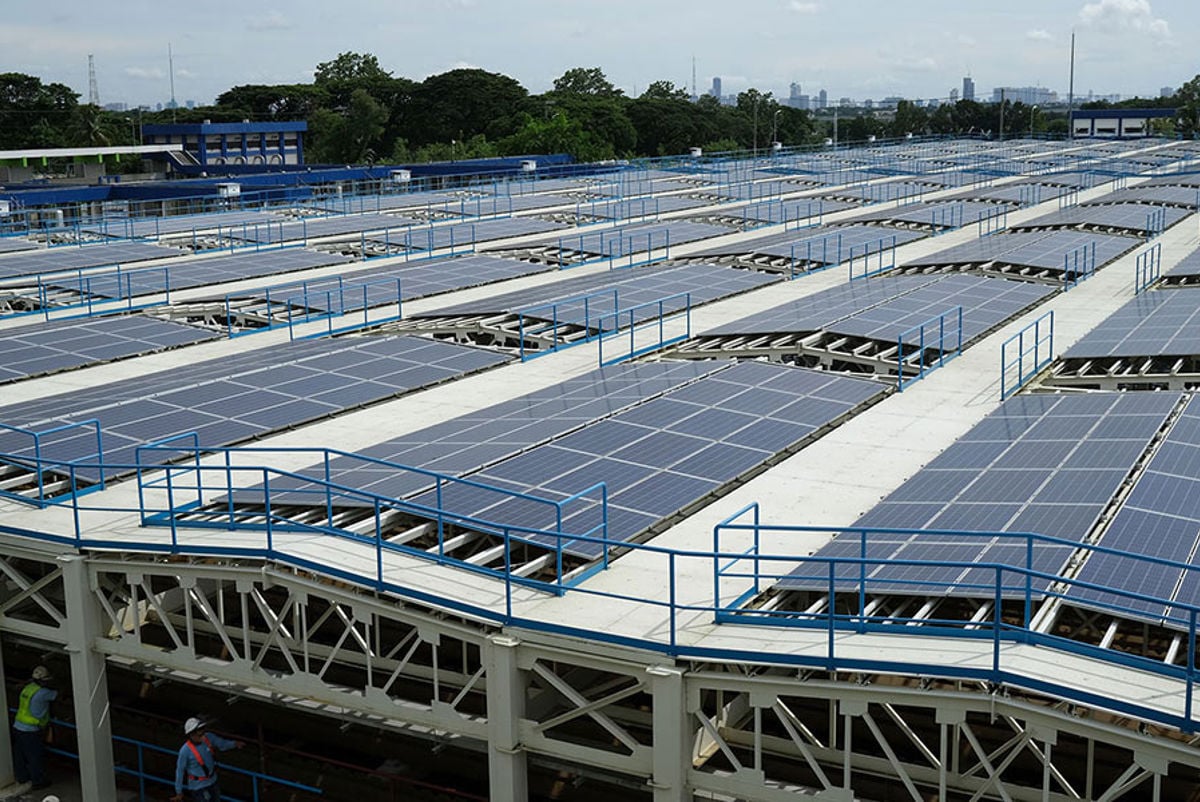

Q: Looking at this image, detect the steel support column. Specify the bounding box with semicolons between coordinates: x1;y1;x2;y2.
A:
647;665;689;802
0;638;13;787
60;556;116;802
486;635;528;802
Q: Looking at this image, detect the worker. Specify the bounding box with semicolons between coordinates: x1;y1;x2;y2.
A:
12;665;57;790
171;716;245;802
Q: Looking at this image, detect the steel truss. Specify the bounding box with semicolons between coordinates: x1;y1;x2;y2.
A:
4;539;1200;801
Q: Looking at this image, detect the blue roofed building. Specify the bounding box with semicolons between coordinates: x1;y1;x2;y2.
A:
141;120;307;169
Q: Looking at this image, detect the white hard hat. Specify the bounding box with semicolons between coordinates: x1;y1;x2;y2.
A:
184;717;205;735
31;666;51;682
41;796;60;802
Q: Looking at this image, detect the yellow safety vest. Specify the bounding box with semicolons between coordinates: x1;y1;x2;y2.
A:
14;682;48;728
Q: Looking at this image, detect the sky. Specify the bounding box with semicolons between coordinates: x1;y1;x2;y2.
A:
3;0;1197;107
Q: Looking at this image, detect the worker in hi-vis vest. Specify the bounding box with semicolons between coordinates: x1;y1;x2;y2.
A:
171;716;245;802
12;665;57;790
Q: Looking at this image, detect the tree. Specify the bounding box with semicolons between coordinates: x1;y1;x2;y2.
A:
640;81;688;101
553;67;622;97
404;69;531;146
314;52;391;85
0;73;79;149
890;100;929;138
216;84;330;119
1176;74;1200;139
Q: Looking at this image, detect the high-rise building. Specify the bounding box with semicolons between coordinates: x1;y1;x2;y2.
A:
797;94;811;111
962;76;975;102
710;77;722;99
1162;86;1175;98
789;82;802;103
949;88;959;103
818;89;828;109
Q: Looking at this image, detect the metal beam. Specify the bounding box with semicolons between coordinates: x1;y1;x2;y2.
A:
486;635;528;802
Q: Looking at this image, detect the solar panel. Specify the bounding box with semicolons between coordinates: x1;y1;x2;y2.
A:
702;274;1052;344
416;262;779;324
0;335;510;480
391;361;886;557
224;253;552;315
50;248;355;298
0;238;38;254
0;242;185;281
842;200;999;229
777;391;1176;596
394;217;569;252
1012;203;1192;235
232;213;423;244
1164;244;1200;279
1084;186;1199;209
1064;291;1200;359
0;316;219;384
83;210;282;239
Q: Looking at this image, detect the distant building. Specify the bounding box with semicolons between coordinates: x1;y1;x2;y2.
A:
863;99;875;109
1161;86;1175;98
839;97;853;108
1071;107;1174;138
102;102;127;112
949;88;959;103
817;89;828;109
962;76;975;102
710;77;722;99
928;98;941;108
992;86;1057;105
186;100;196;110
141;120;307;168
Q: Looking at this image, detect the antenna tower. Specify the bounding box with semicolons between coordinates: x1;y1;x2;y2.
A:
87;55;100;106
692;56;697;100
168;43;178;120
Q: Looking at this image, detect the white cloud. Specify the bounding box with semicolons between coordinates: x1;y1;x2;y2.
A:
789;1;820;13
1079;0;1170;38
124;66;165;80
1026;29;1053;41
176;68;198;79
246;11;292;32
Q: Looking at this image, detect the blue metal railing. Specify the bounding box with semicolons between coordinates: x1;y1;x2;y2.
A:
1062;241;1097;290
1000;310;1054;400
1135;243;1163;294
789;232;843;278
131;443;611;593
977;204;1009;237
0;419;106;506
8;459;1200;732
284;278;404;341
596;292;692;367
895;306;964;391
45;717;323;802
516;289;619;361
1145;206;1167;240
847;235;898;281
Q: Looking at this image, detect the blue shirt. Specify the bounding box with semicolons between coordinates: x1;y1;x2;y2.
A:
13;685;57;733
174;732;236;793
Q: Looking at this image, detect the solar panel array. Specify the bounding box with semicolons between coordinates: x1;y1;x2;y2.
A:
1013;203;1193;234
51;248;355;298
418;262;779;325
944;183;1073;205
901;230;1135;272
687;224;926;262
844;200;1001;228
1083;186;1200;208
520;220;732;257
702;274;1052;344
1164;244;1200;278
0;242;185;281
0;238;38;254
406;361;885;556
0;315;220;384
254;360;728;504
777;392;1177;596
1069;394;1200;623
1064;291;1200;359
85;210;282;239
233;213;423;244
0;335;510;481
225;253;553;314
393;217;569;251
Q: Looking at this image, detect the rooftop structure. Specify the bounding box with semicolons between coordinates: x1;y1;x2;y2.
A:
2;136;1200;801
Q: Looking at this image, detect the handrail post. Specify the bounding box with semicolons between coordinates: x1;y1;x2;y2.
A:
669;552;678;653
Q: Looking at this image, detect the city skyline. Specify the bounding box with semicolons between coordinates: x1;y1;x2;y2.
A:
3;0;1196;108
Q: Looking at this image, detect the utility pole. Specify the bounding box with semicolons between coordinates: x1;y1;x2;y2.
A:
1068;31;1076;141
168;43;177;122
998;88;1005;141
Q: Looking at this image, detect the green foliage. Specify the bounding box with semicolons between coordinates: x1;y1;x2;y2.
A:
0;72;80;149
1176;75;1200;139
314;52;391;85
553;67;622;97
